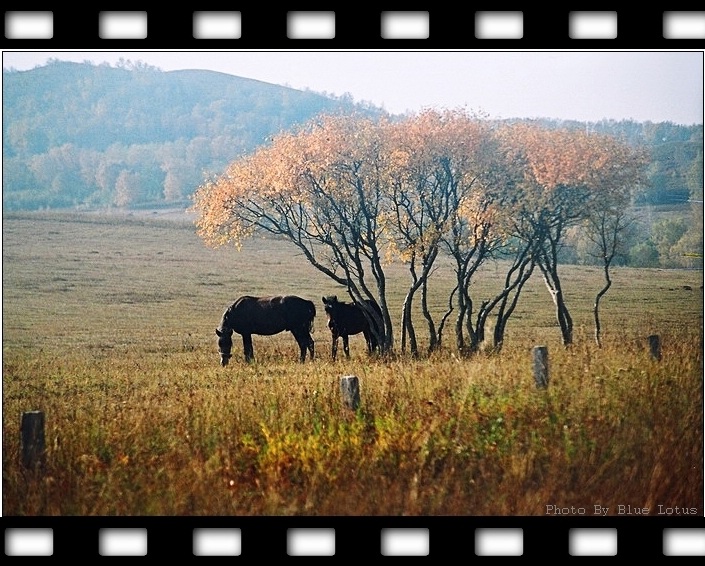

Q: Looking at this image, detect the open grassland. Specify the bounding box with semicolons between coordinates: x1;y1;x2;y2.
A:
2;211;703;516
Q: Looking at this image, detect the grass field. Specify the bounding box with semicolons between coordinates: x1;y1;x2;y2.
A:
2;210;703;516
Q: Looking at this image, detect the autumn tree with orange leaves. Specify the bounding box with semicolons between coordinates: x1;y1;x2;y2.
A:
496;123;648;346
382;110;502;356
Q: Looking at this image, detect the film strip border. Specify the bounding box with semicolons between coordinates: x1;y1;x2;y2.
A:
2;9;704;562
2;10;705;47
4;517;705;558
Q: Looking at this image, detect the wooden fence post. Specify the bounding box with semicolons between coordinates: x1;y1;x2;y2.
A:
533;346;549;389
648;334;662;361
21;410;46;471
340;375;361;411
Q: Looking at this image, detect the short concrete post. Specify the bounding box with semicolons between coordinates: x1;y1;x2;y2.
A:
648;334;662;361
533;346;549;389
21;410;46;471
340;375;360;411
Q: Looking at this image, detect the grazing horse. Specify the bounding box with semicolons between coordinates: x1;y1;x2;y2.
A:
215;295;316;365
321;295;382;360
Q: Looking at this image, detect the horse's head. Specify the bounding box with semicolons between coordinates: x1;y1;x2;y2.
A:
322;295;344;335
322;295;339;316
215;327;234;366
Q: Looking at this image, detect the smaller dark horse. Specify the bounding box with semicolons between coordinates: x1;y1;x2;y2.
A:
322;295;382;361
216;295;316;365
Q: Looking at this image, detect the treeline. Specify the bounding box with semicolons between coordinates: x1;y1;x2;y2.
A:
2;59;380;210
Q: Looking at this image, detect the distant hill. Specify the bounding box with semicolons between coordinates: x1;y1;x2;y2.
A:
2;59;383;210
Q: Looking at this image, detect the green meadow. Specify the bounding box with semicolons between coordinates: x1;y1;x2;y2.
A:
2;211;703;516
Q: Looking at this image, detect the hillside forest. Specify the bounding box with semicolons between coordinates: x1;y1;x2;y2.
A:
2;59;703;270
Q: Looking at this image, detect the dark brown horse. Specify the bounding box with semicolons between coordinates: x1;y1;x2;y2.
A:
321;295;382;360
216;295;316;365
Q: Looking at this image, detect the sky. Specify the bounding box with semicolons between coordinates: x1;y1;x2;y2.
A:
2;50;704;126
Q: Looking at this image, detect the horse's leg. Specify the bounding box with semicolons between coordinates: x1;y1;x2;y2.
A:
298;338;306;363
242;334;254;362
292;330;312;363
307;334;315;360
293;332;307;363
343;335;350;359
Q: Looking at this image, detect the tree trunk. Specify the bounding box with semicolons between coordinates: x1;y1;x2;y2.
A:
556;293;573;346
436;285;456;352
492;260;534;351
465;249;534;353
401;290;418;357
421;279;439;354
593;259;613;348
540;262;573;346
593;281;611;348
454;277;468;353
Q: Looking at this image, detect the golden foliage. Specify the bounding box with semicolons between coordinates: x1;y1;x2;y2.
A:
191;110;647;264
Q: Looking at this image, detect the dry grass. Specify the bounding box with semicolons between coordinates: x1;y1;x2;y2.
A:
2;211;703;516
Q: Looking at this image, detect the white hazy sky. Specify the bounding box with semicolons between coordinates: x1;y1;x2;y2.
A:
2;50;704;125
